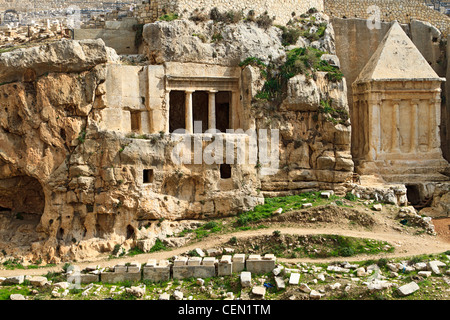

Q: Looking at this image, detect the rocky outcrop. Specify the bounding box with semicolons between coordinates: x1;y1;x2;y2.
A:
0;39;119;84
143;19;286;66
0;12;353;264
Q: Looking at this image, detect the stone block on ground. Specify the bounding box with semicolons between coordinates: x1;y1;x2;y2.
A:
397;282;420;296
187;257;202;266
143;261;171;282
252;286;266;297
246;254;276;274
232;254;246;273
159;292;170;300
289;272;300;285
4;275;24;285
101;271;141;284
240;272;252;287
275;276;285;289
29;276;49;287
218;255;233;276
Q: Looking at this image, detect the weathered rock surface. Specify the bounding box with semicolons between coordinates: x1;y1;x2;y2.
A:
0;39;119;84
397;282;420;296
0;12;353;264
143;19;285;66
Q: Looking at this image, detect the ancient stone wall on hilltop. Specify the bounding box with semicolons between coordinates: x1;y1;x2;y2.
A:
0;0;140;11
324;0;450;36
136;0;324;25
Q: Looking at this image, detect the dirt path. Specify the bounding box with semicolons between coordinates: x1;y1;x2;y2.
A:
1;224;449;277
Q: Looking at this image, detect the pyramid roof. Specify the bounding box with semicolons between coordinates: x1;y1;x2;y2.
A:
355;21;444;83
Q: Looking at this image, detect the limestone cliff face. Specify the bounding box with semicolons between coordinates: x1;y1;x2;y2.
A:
0;14;352;264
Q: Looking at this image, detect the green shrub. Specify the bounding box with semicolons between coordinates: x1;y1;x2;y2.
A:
62;263;72;273
158;13;179;21
204;221;219;230
239;56;267;69
112;244;122;256
339;247;355;257
77;130;86;144
128;246;144;256
150;239;167;252
279;26;302;46
345;192;358;201
377;258;388;268
211;32;223;42
189;11;209;22
255;13;274;29
209;8;243;23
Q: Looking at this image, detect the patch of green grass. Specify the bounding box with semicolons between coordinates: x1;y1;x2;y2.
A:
2;259;25;270
0;286;31;300
77;130;87;144
345;192;358;201
150;239;168;253
235;192;323;226
293;234;394;259
178;220;223;239
158;13;179;21
127;246;145;256
45;271;66;283
318;99;349;124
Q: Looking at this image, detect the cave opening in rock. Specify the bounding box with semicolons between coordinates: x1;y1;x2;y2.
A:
0;175;45;214
406;184;421;206
126;224;135;239
0;175;45;248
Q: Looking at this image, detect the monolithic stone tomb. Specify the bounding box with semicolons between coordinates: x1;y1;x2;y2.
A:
352;22;449;183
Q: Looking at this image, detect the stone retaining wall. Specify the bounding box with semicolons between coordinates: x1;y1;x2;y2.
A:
69;253;277;284
136;0;324;25
324;0;450;36
0;0;139;11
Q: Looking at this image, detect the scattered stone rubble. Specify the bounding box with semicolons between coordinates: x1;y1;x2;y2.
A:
2;252;450;300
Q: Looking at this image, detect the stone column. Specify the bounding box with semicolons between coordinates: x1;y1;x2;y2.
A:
185;90;194;133
208;90;218;131
429;97;440;151
368;101;380;160
165;90;170;133
410;100;419;153
391;100;400;153
230;91;238;131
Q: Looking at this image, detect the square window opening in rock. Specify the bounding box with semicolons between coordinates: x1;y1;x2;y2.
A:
143;169;154;184
220;164;232;179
